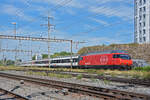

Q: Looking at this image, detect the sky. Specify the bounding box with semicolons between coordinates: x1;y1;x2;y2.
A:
0;0;134;60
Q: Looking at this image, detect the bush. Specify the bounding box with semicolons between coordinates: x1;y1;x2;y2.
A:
133;66;150;72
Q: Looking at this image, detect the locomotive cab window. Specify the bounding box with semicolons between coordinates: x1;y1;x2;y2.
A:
79;57;83;60
113;54;119;58
113;54;131;60
120;55;131;60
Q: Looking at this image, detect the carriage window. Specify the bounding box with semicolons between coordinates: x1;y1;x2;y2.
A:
67;59;70;63
41;61;49;64
51;60;54;63
54;60;56;63
73;58;78;62
35;61;42;64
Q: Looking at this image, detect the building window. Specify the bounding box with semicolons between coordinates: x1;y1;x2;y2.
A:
139;30;142;35
135;32;138;37
143;6;146;12
140;38;142;42
139;23;142;27
135;2;137;8
139;0;142;5
139;15;142;20
143;0;146;4
143;29;146;34
135;38;138;43
143;21;146;27
139;8;142;14
143;37;146;42
143;14;146;19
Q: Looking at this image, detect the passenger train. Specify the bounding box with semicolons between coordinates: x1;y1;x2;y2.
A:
18;50;133;69
19;56;79;68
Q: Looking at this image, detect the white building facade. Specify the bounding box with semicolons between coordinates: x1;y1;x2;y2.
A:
134;0;150;43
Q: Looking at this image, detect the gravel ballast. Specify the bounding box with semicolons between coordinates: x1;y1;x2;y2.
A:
0;70;150;98
0;76;100;100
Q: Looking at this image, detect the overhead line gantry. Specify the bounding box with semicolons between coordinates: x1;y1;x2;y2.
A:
0;35;86;68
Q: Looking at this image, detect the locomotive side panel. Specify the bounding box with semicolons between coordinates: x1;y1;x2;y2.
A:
79;53;133;69
79;54;113;66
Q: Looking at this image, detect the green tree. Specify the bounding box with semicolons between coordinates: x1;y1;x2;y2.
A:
6;60;15;65
42;54;48;59
32;55;36;60
32;51;73;60
0;60;3;66
51;51;71;58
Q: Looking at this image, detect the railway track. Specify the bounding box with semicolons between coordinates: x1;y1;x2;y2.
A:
0;72;149;100
60;71;150;87
11;69;150;87
45;70;150;87
0;88;29;100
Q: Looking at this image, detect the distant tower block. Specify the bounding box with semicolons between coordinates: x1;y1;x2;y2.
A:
134;0;150;43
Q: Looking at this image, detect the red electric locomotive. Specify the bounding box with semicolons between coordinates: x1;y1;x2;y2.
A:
78;50;133;69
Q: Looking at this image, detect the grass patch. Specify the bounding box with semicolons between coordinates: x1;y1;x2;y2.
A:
103;80;110;85
1;66;150;80
26;71;72;79
26;71;47;76
133;66;150;72
76;74;83;80
48;73;72;78
142;72;150;79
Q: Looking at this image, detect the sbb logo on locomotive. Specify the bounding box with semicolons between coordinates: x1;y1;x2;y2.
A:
100;56;108;65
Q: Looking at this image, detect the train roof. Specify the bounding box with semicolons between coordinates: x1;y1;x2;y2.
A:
81;50;128;56
51;55;79;60
24;55;79;62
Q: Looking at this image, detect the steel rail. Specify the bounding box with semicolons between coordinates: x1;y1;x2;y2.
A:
0;72;149;100
10;69;150;87
0;88;29;100
0;73;115;100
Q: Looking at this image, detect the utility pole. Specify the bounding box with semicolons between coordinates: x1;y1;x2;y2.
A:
12;22;17;66
41;14;54;68
70;40;73;69
12;22;16;37
15;46;17;66
0;41;2;65
2;52;5;66
18;39;22;65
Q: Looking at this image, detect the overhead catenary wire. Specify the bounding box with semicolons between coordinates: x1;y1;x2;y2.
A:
69;20;127;40
55;2;131;43
16;0;74;36
1;0;75;62
0;1;129;63
60;3;121;30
